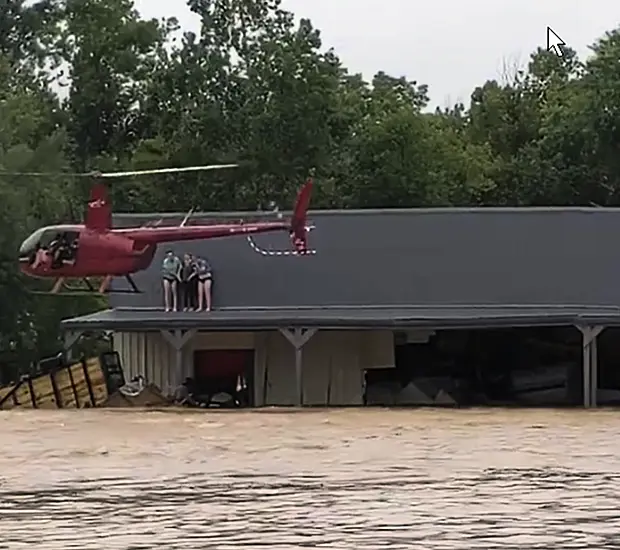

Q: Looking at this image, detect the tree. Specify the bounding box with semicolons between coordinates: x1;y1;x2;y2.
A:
58;0;175;165
0;50;102;376
137;0;350;211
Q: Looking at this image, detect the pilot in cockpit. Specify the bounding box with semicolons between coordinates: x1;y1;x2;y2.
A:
31;233;67;270
51;233;76;268
30;233;58;270
50;233;65;268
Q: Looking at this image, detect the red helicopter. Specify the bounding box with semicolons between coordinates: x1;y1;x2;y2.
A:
17;164;314;294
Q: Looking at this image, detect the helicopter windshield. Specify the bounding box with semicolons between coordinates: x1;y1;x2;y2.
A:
18;228;61;260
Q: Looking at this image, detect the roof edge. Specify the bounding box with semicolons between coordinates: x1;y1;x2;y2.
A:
112;206;620;220
106;304;620;313
60;311;620;332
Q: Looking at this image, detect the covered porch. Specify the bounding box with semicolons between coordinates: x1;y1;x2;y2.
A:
60;304;620;408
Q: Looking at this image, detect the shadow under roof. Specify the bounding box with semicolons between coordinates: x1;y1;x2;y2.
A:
60;304;620;332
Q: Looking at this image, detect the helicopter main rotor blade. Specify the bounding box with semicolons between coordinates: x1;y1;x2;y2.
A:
0;171;94;177
0;164;239;178
99;164;239;178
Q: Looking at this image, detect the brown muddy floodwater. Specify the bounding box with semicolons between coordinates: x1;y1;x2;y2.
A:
1;409;620;549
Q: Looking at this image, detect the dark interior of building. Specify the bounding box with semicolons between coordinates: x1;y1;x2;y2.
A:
192;349;254;407
364;327;620;407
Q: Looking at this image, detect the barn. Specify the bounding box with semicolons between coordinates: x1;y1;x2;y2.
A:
61;207;620;407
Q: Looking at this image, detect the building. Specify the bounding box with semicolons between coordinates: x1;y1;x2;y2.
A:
61;207;620;407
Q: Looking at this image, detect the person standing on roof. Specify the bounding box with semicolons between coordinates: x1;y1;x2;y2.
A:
190;253;200;309
180;253;198;311
195;255;213;311
162;250;182;312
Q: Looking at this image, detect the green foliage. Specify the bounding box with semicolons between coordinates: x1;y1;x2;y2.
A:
2;0;620;374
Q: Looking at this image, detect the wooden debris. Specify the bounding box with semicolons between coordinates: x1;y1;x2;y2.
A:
0;352;125;410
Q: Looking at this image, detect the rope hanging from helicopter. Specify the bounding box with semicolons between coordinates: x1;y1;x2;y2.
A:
241;195;318;256
245;225;317;257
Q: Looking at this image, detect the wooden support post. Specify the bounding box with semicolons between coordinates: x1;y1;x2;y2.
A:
81;359;96;407
591;332;599;408
161;329;196;388
280;328;317;407
67;364;80;407
576;325;605;408
63;330;83;362
50;371;62;408
0;380;23;409
26;376;37;408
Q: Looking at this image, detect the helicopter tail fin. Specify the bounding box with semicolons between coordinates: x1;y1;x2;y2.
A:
85;182;112;231
289;178;313;253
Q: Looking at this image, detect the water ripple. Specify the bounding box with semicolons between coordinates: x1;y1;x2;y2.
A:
0;409;619;549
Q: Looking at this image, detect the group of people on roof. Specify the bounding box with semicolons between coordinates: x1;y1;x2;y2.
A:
161;251;212;312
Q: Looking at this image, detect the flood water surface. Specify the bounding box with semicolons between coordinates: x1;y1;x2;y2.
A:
1;408;619;549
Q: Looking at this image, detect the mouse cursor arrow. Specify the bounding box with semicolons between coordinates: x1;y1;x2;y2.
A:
547;26;565;56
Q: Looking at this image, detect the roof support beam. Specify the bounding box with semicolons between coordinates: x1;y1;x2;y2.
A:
576;325;605;408
160;329;196;350
161;329;196;388
280;328;317;407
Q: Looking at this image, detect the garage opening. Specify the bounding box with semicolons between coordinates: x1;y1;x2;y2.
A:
193;349;254;407
364;327;620;407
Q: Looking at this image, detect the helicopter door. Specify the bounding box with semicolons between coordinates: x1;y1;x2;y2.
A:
55;231;79;266
43;230;79;269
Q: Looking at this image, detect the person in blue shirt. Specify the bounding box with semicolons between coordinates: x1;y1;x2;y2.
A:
195;256;213;311
161;250;182;311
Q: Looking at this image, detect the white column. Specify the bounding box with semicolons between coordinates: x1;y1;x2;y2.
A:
577;325;604;408
280;328;318;406
161;329;196;387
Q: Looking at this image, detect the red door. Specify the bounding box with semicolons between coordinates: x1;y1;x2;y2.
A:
193;349;252;380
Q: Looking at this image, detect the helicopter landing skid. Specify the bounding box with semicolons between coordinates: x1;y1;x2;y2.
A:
31;275;142;296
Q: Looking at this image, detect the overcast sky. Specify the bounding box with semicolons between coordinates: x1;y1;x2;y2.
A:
133;0;620;108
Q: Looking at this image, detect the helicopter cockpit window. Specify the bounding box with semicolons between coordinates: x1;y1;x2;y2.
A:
40;230;61;248
19;228;79;267
49;231;79;268
18;227;48;260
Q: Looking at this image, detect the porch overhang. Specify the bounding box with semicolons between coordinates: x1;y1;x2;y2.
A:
60;304;620;332
60;304;620;409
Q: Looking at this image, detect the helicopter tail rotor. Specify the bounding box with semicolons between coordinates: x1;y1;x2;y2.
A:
289;177;313;253
246;178;316;257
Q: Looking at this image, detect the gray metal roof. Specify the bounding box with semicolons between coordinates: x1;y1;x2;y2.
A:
109;208;620;311
61;304;620;332
113;206;620;222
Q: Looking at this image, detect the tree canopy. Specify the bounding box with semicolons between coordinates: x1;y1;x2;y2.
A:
2;0;620;375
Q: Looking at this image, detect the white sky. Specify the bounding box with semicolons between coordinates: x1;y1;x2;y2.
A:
135;0;619;109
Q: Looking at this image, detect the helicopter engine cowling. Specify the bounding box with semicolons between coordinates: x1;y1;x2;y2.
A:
81;230;137;259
